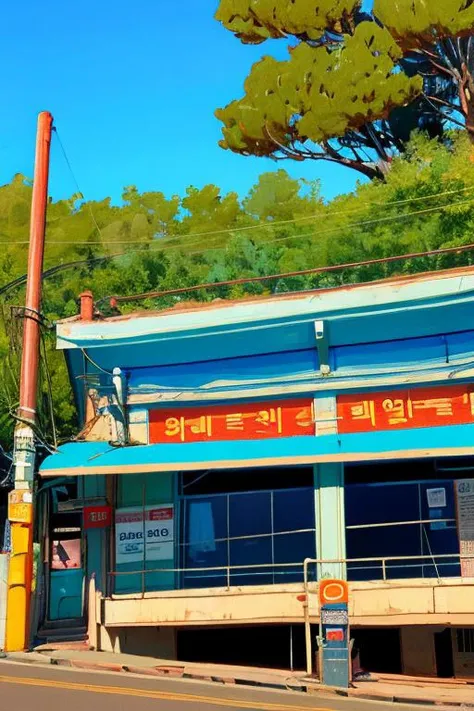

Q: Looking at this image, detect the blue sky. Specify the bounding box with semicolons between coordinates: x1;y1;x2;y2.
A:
0;1;361;204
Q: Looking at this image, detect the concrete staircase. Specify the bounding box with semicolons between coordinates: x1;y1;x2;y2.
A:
34;619;90;651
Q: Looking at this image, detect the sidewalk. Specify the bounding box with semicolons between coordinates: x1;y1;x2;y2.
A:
3;648;474;708
318;673;474;707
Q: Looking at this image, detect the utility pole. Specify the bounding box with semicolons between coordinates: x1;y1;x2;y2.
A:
5;111;53;651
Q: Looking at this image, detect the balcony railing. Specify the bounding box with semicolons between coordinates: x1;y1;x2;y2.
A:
107;551;465;599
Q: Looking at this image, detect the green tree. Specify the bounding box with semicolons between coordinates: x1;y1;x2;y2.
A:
375;0;474;137
215;0;474;178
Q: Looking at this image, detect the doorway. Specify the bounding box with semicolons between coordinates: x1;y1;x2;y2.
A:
435;628;454;678
48;510;84;621
352;628;402;674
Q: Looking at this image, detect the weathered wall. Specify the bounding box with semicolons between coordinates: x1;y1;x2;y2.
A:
401;626;437;676
103;579;474;628
99;624;176;659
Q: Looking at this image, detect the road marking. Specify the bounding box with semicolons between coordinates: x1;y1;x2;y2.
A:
0;674;331;711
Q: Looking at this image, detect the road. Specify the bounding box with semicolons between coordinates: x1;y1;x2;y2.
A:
0;660;430;711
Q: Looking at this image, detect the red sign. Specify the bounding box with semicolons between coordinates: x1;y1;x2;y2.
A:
326;629;344;642
84;505;112;529
337;385;474;434
149;507;173;521
149;399;314;444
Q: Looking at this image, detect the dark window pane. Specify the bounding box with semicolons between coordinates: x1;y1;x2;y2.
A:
230;538;272;567
273;489;314;533
230;538;272;586
229;492;271;537
273;531;315;584
347;523;421;559
274;531;315;565
345;483;419;526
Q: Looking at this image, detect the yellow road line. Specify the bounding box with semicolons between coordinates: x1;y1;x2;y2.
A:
0;674;330;711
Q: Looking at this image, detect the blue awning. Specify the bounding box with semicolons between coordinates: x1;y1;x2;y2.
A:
39;424;474;477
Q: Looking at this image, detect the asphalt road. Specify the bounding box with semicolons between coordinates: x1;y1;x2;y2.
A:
0;660;432;711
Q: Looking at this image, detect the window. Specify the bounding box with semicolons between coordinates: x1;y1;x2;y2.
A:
345;477;460;582
457;629;474;654
181;486;316;589
114;472;175;594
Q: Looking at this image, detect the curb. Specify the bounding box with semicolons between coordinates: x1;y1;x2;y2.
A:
309;684;474;708
2;653;470;707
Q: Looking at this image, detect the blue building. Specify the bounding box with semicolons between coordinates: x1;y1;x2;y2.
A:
38;266;474;677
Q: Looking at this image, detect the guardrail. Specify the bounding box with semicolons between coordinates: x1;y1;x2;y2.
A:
107;551;463;597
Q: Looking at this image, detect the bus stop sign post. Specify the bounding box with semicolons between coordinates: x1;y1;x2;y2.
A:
318;579;350;688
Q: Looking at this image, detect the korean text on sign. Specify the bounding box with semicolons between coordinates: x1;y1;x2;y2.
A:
337;386;474;434
149;399;315;444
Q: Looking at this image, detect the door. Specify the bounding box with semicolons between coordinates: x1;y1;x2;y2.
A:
49;511;85;621
435;628;454;678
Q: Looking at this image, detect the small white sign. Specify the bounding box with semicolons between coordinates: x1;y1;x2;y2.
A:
115;505;174;565
427;487;446;509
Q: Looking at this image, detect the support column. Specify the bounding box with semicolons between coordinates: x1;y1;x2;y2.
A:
314;462;346;580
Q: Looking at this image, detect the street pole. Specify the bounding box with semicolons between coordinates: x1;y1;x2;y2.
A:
5;111;53;652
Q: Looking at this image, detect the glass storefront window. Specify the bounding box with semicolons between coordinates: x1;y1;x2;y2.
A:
345;479;460;581
181;487;316;590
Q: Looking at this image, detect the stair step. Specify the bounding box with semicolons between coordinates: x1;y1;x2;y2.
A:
37;626;86;639
44;633;87;644
35;640;91;652
41;619;85;631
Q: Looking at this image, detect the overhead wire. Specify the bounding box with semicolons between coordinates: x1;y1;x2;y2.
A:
185;196;474;255
40;331;58;449
1;181;474;247
47;181;474;243
104;240;474;305
14;194;473;255
52;127;103;238
2;190;467;305
4;121;474;309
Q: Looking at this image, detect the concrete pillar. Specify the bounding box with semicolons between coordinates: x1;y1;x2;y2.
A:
314;462;346;580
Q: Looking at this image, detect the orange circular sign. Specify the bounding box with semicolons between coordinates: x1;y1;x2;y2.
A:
319;579;349;605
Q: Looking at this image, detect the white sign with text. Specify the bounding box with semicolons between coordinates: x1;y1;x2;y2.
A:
115;505;174;565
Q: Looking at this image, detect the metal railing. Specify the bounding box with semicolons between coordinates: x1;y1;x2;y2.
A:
108;560;308;598
107;551;464;599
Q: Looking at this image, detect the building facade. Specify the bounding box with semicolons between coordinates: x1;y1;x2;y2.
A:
38;267;474;677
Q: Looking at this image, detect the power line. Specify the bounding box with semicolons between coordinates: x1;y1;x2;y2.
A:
46;181;474;245
188;196;474;255
104;241;474;306
2;182;474;250
2;195;473;300
5;194;470;252
0;254;116;298
52;127;103;238
2;205;472;308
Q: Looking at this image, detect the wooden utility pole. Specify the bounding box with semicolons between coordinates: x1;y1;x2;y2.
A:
5;111;53;651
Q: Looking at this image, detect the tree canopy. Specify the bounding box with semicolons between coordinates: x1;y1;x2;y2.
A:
215;0;474;178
